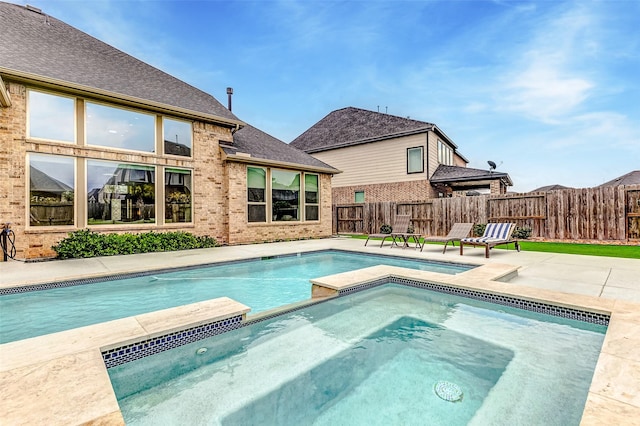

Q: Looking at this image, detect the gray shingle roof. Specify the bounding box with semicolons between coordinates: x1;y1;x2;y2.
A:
290;107;436;152
430;164;513;186
225;124;340;173
598;170;640;187
529;184;573;192
0;2;238;124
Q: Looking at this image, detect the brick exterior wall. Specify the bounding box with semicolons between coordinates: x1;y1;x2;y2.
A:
227;164;333;244
0;81;332;259
332;180;437;204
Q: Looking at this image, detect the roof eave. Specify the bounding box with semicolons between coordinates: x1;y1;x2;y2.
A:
432;172;512;186
0;67;244;129
222;151;342;175
0;76;11;107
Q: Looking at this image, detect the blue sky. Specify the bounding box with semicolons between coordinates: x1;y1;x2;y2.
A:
10;0;639;192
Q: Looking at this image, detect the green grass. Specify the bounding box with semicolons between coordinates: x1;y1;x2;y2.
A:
350;234;640;259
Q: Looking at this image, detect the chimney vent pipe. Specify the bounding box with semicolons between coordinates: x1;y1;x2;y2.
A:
226;87;233;111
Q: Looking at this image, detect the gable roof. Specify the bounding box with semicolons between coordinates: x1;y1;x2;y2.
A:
0;2;241;127
529;184;573;192
223;124;340;174
291;107;439;152
598;170;640;187
430;164;513;186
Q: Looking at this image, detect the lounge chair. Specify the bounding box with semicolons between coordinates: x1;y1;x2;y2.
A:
364;216;406;247
421;222;473;254
390;214;422;249
459;222;520;258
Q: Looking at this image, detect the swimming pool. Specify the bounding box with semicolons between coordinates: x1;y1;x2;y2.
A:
108;283;607;425
0;250;471;343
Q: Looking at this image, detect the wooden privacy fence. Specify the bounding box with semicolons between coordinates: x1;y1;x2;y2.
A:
333;185;640;242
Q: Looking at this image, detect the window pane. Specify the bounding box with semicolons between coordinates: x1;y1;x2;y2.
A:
248;205;266;223
355;191;365;203
28;90;75;142
247;167;266;203
272;170;300;221
407;147;423;173
305;205;319;221
164;118;192;157
87;160;155;225
165;168;192;223
305;174;319;203
29;154;75;226
86;102;155;152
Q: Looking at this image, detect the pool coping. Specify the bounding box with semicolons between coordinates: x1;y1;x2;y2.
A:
1;260;639;424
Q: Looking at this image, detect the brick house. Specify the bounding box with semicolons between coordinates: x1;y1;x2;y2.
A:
290;107;512;203
0;3;338;259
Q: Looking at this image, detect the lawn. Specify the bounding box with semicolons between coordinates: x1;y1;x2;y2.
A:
350;235;640;259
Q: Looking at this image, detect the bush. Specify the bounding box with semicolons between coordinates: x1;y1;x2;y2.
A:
473;224;486;237
380;224;392;234
512;226;532;239
52;229;218;259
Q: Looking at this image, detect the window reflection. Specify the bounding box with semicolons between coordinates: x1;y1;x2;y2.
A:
247;167;266;222
305;174;319;221
272;170;299;221
165;168;192;223
28;90;75;142
163;118;192;157
29;154;75;226
87;160;155;225
86;102;155;152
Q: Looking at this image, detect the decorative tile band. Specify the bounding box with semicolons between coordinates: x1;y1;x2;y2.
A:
338;277;610;326
102;315;243;368
102;277;609;369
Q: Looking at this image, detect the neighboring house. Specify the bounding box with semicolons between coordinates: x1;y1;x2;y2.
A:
529;184;573;192
290;107;512;204
598;170;640;187
0;2;338;259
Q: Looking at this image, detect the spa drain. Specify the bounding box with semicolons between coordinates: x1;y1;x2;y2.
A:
434;381;463;402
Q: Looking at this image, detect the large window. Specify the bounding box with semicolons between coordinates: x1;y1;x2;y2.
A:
29;154;75;226
247;167;319;223
407;146;424;173
272;170;300;221
165;168;192;223
247;167;267;222
163;118;192;157
438;140;453;165
304;174;319;221
86;102;155;152
87;160;155;225
28;90;75;142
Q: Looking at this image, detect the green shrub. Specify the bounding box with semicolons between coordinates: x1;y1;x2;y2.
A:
52;229;218;259
379;224;392;234
512;226;532;239
473;224;486;237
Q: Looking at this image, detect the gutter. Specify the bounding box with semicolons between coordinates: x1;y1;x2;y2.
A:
0;76;11;107
0;68;244;129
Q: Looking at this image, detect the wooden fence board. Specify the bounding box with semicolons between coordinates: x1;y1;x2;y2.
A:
335;185;640;242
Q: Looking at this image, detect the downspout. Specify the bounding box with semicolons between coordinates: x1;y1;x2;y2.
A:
0;76;12;107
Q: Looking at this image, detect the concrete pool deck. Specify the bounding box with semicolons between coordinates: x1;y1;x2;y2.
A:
1;237;639;425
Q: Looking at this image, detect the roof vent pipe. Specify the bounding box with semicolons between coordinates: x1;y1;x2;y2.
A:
226;87;233;111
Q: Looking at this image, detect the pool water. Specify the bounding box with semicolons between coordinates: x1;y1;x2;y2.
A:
109;284;606;426
0;250;470;343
